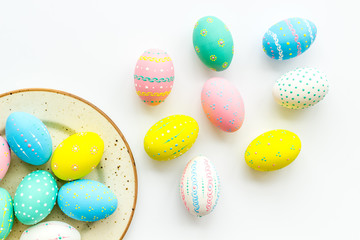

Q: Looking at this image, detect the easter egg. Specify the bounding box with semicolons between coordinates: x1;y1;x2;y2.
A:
0;136;11;181
5;112;52;165
58;179;118;222
0;188;14;239
51;132;104;181
14;170;58;225
193;16;234;71
134;49;174;106
245;130;301;171
201;77;245;132
180;156;220;217
20;221;81;240
262;17;317;60
144;115;199;161
273;67;329;109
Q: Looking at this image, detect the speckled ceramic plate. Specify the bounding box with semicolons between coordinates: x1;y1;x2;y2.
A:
0;88;137;239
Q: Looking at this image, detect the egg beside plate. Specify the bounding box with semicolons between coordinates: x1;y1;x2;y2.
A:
144;115;199;161
245;130;301;171
20;221;81;240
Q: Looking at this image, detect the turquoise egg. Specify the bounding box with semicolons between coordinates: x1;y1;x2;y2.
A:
262;17;317;60
14;170;58;225
5;112;53;165
0;188;14;239
58;179;118;222
193;16;234;71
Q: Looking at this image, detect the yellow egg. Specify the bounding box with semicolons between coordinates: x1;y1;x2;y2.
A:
144;115;199;161
245;129;301;171
51;132;104;181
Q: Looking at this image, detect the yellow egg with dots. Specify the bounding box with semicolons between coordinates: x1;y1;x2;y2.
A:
245;129;301;171
51;132;104;181
144;115;199;161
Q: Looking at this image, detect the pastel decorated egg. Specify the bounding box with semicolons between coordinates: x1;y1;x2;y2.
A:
5;112;52;165
273;67;329;109
180;156;220;217
193;16;234;71
134;49;175;105
0;188;14;239
51;132;104;181
0;136;11;181
144;115;199;161
262;17;317;60
58;179;118;222
14;170;58;225
201;77;245;132
245;130;301;171
20;221;81;240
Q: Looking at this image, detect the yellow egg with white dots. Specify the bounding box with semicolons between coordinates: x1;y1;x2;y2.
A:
144;115;199;161
245;129;301;171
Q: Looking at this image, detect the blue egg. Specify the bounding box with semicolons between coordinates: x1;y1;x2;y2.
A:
0;188;14;239
58;179;118;222
5;112;52;165
262;17;317;60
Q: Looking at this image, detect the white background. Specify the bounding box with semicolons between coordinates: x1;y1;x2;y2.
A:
1;0;359;239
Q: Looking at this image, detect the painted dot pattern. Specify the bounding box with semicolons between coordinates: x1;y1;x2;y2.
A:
58;179;118;222
262;17;317;60
193;16;234;71
5;112;53;165
0;188;14;239
134;48;175;106
51;132;104;181
273;67;329;109
245;129;301;171
14;170;58;225
144;115;199;161
201;77;245;132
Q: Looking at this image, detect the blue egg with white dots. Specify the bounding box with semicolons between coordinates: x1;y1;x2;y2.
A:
262;17;317;60
14;170;58;225
57;179;118;222
5;112;53;165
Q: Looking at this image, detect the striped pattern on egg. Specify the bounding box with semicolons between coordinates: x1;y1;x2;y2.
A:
134;49;174;105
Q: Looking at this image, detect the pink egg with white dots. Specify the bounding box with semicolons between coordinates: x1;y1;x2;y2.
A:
201;77;245;132
134;49;175;106
0;136;10;181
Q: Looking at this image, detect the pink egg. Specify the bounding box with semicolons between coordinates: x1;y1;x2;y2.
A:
134;49;175;106
201;77;245;132
0;136;11;181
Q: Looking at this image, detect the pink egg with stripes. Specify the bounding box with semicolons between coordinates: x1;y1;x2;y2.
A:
201;77;245;132
0;136;11;181
134;49;175;106
180;155;220;217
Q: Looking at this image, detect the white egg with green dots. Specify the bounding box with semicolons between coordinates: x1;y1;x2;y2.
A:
272;67;329;109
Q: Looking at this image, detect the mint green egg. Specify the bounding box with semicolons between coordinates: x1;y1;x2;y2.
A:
193;16;234;71
0;188;14;239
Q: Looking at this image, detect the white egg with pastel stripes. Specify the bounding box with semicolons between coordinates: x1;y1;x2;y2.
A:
20;221;81;240
273;67;329;109
180;155;220;217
